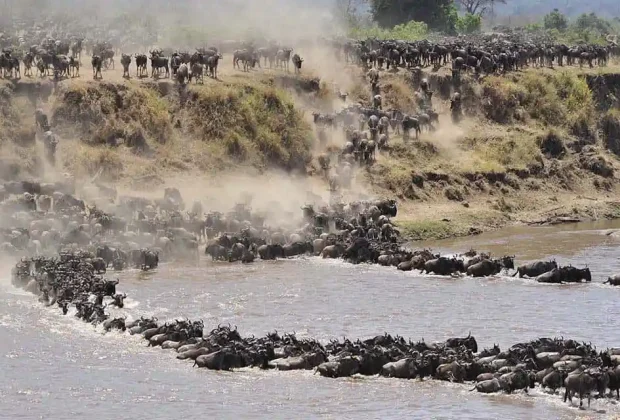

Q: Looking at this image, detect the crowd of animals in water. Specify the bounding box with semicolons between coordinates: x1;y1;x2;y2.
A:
10;251;620;409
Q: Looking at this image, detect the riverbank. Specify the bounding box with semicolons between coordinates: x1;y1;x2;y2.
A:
3;55;620;244
395;191;620;241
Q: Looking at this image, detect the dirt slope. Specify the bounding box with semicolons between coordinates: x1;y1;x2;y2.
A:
2;55;620;240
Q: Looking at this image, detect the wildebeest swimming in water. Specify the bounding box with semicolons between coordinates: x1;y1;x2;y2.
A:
513;260;558;278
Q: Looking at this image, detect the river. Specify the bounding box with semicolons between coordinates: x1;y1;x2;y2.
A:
2;220;620;419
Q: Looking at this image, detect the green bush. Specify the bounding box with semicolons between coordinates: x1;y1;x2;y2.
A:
349;20;428;40
456;13;481;35
544;9;568;32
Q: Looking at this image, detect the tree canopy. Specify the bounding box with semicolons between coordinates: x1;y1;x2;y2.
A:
543;9;569;31
368;0;457;33
456;0;506;16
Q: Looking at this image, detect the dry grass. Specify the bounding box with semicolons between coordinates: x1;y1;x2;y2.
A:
46;76;314;182
181;79;313;171
481;70;595;133
52;81;172;145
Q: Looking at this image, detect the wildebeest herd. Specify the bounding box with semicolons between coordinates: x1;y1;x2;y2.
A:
339;32;619;76
10;254;620;409
3;20;620;413
0;177;608;285
0;23;617;84
0;33;305;82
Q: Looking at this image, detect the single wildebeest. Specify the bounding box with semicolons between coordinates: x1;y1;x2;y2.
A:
176;63;189;85
512;260;557;278
121;54;131;78
233;49;255;72
542;370;566;393
91;55;103;79
190;63;204;84
402;115;421;140
292;53;303;74
471;378;502;393
564;371;597;408
276;48;293;71
35;109;48;131
316;357;361;378
559;266;591;283
466;259;502;277
206;54;222;79
605;274;620;286
499;368;535;393
536;268;562;284
69;56;80;77
135;54;148;77
380;358;417;379
257;244;285;260
423;257;464;276
150;53;170;78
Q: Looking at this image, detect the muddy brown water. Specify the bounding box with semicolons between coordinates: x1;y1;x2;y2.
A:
3;220;620;419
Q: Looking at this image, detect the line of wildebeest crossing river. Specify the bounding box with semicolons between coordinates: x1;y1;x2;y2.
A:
9;252;620;410
5;179;620;409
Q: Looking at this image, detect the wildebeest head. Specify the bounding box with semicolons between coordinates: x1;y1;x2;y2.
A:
500;255;515;270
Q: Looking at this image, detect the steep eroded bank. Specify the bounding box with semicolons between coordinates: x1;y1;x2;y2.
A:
2;65;620;240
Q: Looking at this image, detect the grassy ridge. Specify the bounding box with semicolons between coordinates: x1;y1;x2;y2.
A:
182;81;313;171
48;78;314;182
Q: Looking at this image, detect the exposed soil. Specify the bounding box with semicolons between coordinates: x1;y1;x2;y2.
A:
2;54;620;241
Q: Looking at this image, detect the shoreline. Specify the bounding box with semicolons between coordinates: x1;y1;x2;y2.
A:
395;194;620;242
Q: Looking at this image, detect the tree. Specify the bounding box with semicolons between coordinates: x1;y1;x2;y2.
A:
543;9;568;32
456;13;482;34
368;0;457;33
574;13;612;36
333;0;368;29
456;0;506;16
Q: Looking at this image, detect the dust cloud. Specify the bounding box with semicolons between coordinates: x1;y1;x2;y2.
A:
0;0;383;237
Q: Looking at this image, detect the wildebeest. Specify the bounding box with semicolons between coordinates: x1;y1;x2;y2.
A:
233;49;256;72
176;63;189;85
423;257;464;276
292;53;303;74
69;56;80;77
564;371;597;407
605;274;620;286
35;109;49;131
190;63;204;84
513;260;557;278
23;52;34;76
402;115;421;140
121;54;131;78
206;54;222;78
276;48;293;71
150;52;169;78
135;54;148;77
91;55;102;79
